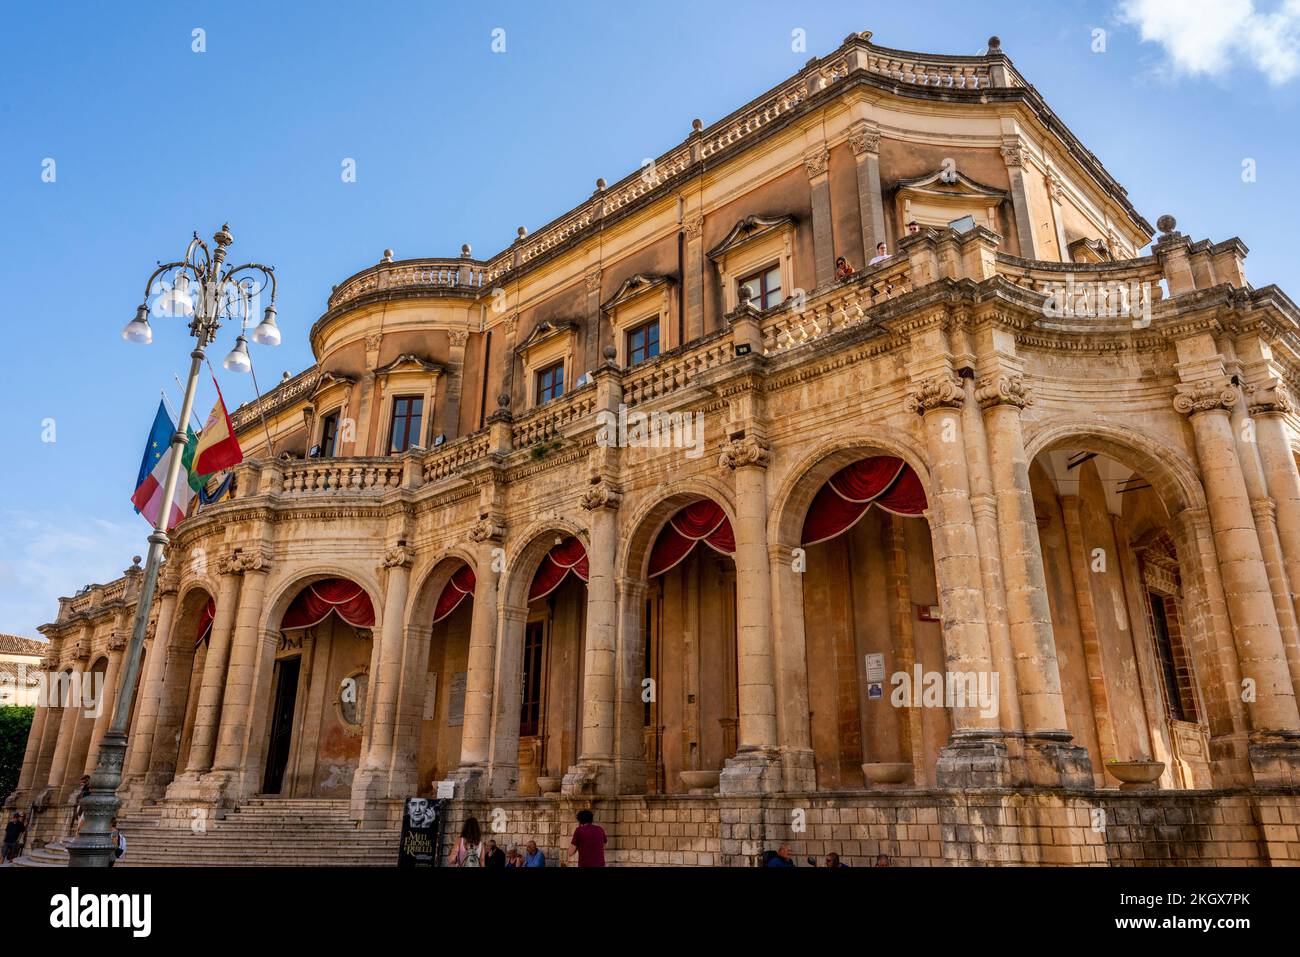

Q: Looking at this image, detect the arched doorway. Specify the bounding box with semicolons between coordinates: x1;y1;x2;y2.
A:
1030;446;1213;789
263;578;375;797
145;591;214;793
415;562;475;790
642;500;739;793
517;536;588;796
797;455;940;789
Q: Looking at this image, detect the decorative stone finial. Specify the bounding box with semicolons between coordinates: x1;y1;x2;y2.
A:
603;345;617;361
595;177;606;191
383;248;394;262
461;243;472;257
987;36;1002;52
1157;214;1177;235
516;226;527;240
691;118;703;133
497;393;511;408
737;285;753;307
132;555;142;567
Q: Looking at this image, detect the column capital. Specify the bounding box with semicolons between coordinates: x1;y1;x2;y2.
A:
976;373;1034;410
847;120;881;156
1246;379;1294;417
106;631;127;653
230;548;273;575
802;146;830;180
583;267;603;291
719;434;770;471
468;515;506;544
380;543;414;569
1000;137;1027;168
682;216;704;240
1173;379;1238;417
904;373;966;415
580;479;623;511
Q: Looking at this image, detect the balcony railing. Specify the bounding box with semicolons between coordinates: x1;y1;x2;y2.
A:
511;384;598;450
329;258;487;311
280;458;405;495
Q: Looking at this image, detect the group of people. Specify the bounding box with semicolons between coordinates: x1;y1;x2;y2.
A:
764;842;891;867
447;808;607;868
836;219;924;278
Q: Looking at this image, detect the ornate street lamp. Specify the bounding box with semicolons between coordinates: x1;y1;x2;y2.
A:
68;223;278;867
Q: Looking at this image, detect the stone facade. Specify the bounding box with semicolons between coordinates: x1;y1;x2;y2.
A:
9;32;1300;865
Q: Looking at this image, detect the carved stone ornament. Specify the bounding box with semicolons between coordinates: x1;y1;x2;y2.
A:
718;435;771;470
468;516;506;544
803;147;830;179
682;217;704;240
1245;380;1294;418
381;545;414;569
580;480;623;511
976;374;1034;410
449;328;470;347
584;268;603;291
107;631;127;653
72;638;90;661
216;552;240;576
904;374;966;415
848;123;881;156
1000;141;1026;168
1173;380;1238;417
364;333;384;352
232;550;272;574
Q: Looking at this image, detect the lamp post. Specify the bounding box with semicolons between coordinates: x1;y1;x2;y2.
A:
67;223;279;867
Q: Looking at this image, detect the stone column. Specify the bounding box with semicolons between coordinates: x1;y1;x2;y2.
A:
768;537;816;792
13;666;54;797
718;434;782;792
441;329;469;441
82;632;126;779
683;218;705;341
1000;138;1038;260
122;586;178;786
977;372;1091;786
181;556;241;776
451;521;503;797
804;146;835;288
30;652;67;797
613;576;649;794
564;480;621;795
906;374;1010;786
848;120;886;263
44;672;83;799
1175;379;1300;783
1247;379;1300;691
209;551;272;796
352;543;412;809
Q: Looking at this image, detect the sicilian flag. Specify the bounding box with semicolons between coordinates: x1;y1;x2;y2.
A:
130;405;196;530
192;375;244;477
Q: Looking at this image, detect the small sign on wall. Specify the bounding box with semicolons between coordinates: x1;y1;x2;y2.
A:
865;653;886;683
423;672;438;721
867;682;884;701
916;604;941;622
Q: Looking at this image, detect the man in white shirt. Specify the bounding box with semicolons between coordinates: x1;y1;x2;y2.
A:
867;241;890;265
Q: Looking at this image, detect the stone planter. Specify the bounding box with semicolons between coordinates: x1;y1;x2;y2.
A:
862;762;913;787
1105;760;1165;790
679;770;721;794
535;775;562;795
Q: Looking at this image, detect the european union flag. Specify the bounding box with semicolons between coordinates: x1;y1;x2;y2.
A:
133;400;177;511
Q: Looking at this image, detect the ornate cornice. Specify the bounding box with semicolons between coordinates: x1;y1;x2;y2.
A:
580;480;623;511
904;374;966;415
718;435;770;470
1173;379;1238;417
976;373;1034;410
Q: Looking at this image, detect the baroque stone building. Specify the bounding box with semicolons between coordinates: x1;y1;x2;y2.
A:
10;32;1300;866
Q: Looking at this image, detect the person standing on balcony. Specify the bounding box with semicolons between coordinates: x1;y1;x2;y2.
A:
868;242;890;265
835;256;856;281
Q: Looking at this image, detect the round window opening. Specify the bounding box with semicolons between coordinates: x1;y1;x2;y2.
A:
339;671;368;727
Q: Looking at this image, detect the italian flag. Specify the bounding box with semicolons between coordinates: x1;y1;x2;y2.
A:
192;376;244;476
131;426;198;531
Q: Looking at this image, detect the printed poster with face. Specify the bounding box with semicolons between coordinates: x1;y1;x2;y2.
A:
398;796;444;868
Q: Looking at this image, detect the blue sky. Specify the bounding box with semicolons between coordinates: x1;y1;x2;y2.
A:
0;0;1296;638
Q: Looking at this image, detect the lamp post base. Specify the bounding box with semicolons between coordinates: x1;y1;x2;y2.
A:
66;731;127;868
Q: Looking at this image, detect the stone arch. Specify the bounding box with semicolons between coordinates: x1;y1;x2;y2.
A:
619;478;738;583
500;517;590;614
171;583;216;652
261;565;384;636
769;431;935;548
1023;416;1206;516
405;545;478;632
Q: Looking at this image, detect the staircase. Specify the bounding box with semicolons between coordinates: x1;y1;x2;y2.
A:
7;799;402;867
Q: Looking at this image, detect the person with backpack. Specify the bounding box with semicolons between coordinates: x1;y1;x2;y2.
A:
448;816;484;867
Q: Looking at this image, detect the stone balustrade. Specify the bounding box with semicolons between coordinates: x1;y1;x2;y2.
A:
764;256;914;356
279;458;405;495
622;335;733;409
510;384;598;450
329;258;487;310
421;432;493;484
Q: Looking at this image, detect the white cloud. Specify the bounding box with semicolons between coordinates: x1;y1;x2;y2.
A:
0;509;144;638
1117;0;1300;85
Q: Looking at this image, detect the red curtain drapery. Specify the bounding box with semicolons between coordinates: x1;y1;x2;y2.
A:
433;564;477;623
648;500;736;577
528;537;589;603
196;598;215;646
800;456;927;546
281;578;376;630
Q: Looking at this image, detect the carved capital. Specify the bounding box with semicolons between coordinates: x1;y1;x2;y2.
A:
449;328;470;347
682;217;704;240
381;544;414;569
848;121;881;156
40;653;59;672
233;550;273;574
364;333;384;352
904;374;966;415
1173;379;1238;417
72;638;90;661
504;314;519;336
802;147;830;180
1246;380;1294;417
1046;169;1065;203
468;516;506;544
976;374;1034;410
719;435;770;470
107;631;127;653
584;268;603;291
216;552;240;576
1000;140;1026;168
580;480;623;511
